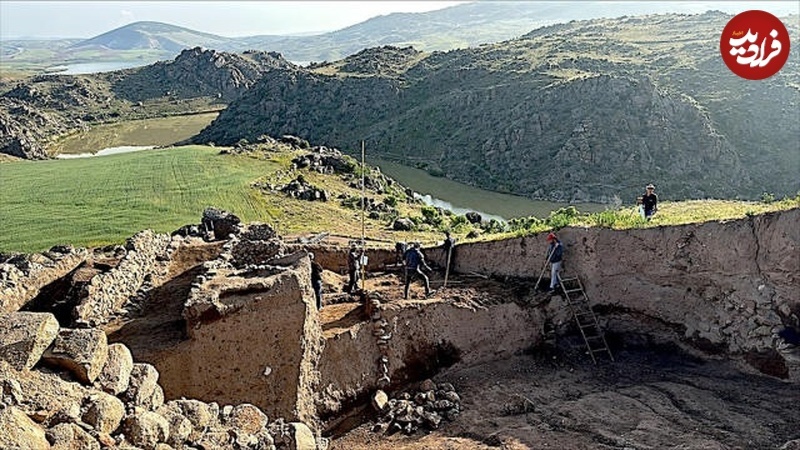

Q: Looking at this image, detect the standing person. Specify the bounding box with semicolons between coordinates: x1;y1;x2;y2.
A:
404;242;435;299
642;184;658;220
395;241;407;267
309;253;323;309
546;233;563;292
346;244;361;293
442;231;456;270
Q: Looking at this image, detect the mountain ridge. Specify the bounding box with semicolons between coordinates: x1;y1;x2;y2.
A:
192;11;799;203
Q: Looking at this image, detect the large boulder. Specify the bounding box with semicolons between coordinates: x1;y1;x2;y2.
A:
228;403;268;434
123;363;161;409
95;343;134;395
82;391;125;434
122;408;170;450
0;360;87;425
393;217;415;231
164;399;216;431
46;422;100;450
154;403;193;447
0;406;49;449
0;312;60;370
41;328;108;384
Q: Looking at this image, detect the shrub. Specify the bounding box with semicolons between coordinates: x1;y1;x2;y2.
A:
761;192;776;204
545;206;580;229
588;209;646;229
384;195;398;207
421;205;443;226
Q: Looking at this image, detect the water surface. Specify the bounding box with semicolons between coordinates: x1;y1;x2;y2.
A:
371;157;604;219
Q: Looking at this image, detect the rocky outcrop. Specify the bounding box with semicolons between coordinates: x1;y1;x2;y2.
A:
194;13;798;202
202;207;242;241
0;311;309;450
73;230;170;326
0;245;88;313
280;175;329;202
0;48;293;159
111;47;296;103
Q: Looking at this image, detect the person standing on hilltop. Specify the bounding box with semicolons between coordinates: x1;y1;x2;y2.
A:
641;184;658;220
546;232;563;292
404;242;435;299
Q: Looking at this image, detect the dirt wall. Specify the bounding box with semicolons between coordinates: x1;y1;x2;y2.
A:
296;244;397;274
444;209;799;368
316;301;544;418
151;259;324;425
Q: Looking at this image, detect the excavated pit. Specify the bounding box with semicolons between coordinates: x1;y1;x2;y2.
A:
2;209;798;449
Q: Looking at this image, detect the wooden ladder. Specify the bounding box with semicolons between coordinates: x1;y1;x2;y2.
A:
558;275;614;365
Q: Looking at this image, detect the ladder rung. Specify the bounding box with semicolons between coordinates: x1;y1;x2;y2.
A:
560;277;578;282
591;348;610;353
580;323;598;330
564;288;583;294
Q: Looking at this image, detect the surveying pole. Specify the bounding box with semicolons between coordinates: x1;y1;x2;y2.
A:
360;140;367;292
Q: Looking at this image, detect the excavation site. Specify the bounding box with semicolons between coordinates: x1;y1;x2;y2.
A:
1;207;798;450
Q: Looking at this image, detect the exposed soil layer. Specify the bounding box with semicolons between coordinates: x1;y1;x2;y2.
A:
331;340;800;449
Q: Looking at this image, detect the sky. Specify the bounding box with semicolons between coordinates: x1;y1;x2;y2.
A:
1;1;797;40
0;1;467;39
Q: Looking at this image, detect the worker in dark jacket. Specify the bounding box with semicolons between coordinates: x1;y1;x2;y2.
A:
546;232;563;292
309;253;323;309
641;184;658;219
404;242;434;299
346;244;361;293
442;231;456;273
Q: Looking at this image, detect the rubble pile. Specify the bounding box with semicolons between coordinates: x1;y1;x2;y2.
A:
371;379;462;435
202;207;242;241
281;175;329;202
291;145;356;175
0;311;308;450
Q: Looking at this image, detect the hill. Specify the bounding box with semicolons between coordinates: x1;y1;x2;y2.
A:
69;21;237;53
193;12;800;203
0;48;295;159
6;2;798;73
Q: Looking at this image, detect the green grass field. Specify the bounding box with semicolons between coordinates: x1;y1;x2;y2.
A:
0;146;281;252
2;143;797;254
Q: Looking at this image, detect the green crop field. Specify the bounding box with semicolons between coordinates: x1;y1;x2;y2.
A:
0;146;281;252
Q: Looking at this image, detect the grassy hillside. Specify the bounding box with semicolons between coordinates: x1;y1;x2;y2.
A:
0;144;446;253
0;146;277;252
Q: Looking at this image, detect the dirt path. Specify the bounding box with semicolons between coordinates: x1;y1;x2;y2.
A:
331;340;800;449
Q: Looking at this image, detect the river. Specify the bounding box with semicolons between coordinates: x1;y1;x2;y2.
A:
370;158;603;219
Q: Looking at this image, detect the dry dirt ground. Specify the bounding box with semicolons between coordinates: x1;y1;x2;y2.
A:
104;242;799;450
331;341;800;450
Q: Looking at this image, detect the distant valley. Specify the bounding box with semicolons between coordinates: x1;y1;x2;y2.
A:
0;9;798;205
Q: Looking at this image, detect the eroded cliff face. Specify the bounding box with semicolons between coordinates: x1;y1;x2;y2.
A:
445;208;800;377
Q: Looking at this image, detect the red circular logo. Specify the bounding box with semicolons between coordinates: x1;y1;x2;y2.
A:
720;10;790;80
